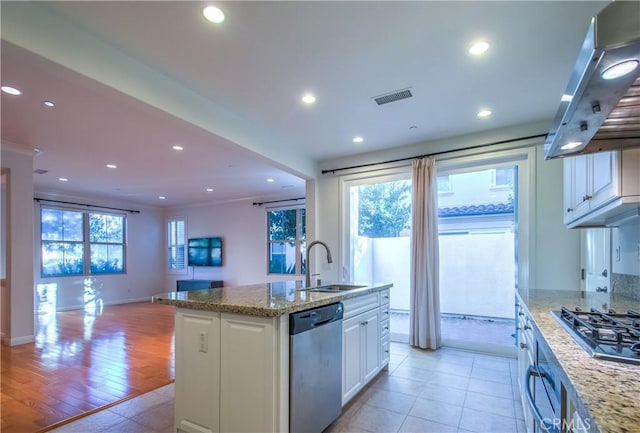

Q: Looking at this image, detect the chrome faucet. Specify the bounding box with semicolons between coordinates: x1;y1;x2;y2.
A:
305;240;333;287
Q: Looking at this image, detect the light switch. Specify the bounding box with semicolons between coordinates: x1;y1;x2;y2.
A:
198;331;208;353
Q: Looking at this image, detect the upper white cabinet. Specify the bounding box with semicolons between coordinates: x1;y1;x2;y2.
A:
563;149;640;228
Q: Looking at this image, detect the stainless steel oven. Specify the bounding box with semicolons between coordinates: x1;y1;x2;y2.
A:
524;329;562;433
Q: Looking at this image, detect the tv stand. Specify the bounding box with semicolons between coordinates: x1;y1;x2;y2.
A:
176;279;224;291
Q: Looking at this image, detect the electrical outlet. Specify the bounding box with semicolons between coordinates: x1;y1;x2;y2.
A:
198;331;208;353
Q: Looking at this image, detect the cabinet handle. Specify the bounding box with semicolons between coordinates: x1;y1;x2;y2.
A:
520;342;528;349
384;349;389;353
518;312;525;316
566;207;573;213
525;366;560;433
582;194;592;201
384;326;389;331
523;325;531;331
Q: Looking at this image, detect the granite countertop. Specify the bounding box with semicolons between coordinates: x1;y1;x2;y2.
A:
152;280;392;317
518;289;639;433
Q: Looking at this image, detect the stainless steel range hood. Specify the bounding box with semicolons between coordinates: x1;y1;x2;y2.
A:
544;1;640;159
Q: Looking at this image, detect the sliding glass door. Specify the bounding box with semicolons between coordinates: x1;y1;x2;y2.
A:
342;169;412;343
341;150;531;353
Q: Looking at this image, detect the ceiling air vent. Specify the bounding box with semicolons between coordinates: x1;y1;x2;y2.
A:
372;88;413;106
33;169;48;175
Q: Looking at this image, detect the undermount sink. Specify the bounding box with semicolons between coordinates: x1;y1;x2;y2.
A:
308;284;366;293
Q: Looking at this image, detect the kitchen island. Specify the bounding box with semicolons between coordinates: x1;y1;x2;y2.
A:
153;280;392;433
517;289;639;433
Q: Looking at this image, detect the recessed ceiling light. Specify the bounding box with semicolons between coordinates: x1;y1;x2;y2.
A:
159;196;166;200
203;5;225;24
1;86;22;95
59;177;69;182
43;101;55;107
353;136;364;143
601;59;639;80
561;141;583;150
106;164;117;169
477;109;492;118
561;94;573;103
267;178;275;183
172;145;184;151
469;41;490;56
206;188;214;192
301;93;316;104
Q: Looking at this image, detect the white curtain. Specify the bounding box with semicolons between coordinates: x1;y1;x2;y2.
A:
409;157;441;349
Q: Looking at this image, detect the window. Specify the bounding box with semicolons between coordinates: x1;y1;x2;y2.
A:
267;207;306;274
167;218;186;273
437;175;453;194
490;167;515;188
40;207;126;277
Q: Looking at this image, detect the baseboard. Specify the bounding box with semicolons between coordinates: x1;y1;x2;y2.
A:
4;334;35;346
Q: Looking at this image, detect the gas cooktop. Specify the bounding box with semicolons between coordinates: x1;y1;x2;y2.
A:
552;307;640;365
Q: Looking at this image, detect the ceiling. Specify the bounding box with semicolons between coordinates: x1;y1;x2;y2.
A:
0;1;608;208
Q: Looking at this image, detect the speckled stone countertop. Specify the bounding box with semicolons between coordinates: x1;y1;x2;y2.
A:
517;289;639;433
152;280;392;317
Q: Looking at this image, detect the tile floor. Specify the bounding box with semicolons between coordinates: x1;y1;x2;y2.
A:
50;342;525;433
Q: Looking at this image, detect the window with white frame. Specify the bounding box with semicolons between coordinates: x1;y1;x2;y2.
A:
41;207;126;277
490;167;515;188
267;207;306;274
167;218;186;273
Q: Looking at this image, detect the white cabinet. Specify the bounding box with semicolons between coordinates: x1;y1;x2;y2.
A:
174;309;288;433
379;289;390;367
563;149;640;228
342;290;388;405
362;308;380;384
515;300;534;433
175;310;220;433
342;314;365;402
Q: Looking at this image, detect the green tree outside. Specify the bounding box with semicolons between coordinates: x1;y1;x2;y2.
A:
358;180;411;238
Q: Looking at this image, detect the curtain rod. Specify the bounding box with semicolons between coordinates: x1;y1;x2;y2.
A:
253;197;305;206
34;198;140;214
321;133;547;175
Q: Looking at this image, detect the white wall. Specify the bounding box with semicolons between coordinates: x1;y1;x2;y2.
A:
533;146;582;290
163;198;303;292
33;193;165;311
1;147;35;345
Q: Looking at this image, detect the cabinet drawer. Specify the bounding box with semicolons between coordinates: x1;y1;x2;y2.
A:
379;304;390;323
343;293;379;319
379;289;390;305
380;317;390;338
380;335;390;366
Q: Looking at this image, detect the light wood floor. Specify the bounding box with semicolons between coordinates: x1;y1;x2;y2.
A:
1;302;175;433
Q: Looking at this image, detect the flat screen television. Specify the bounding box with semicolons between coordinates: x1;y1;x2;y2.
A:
187;237;223;267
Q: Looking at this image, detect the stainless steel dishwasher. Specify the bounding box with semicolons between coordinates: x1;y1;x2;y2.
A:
290;302;343;433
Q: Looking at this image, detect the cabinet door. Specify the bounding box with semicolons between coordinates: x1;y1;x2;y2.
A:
563;158;576;224
220;314;277;433
175;310;220;433
589;151;619;210
571;155;590;217
342;314;363;404
362;308;380;383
